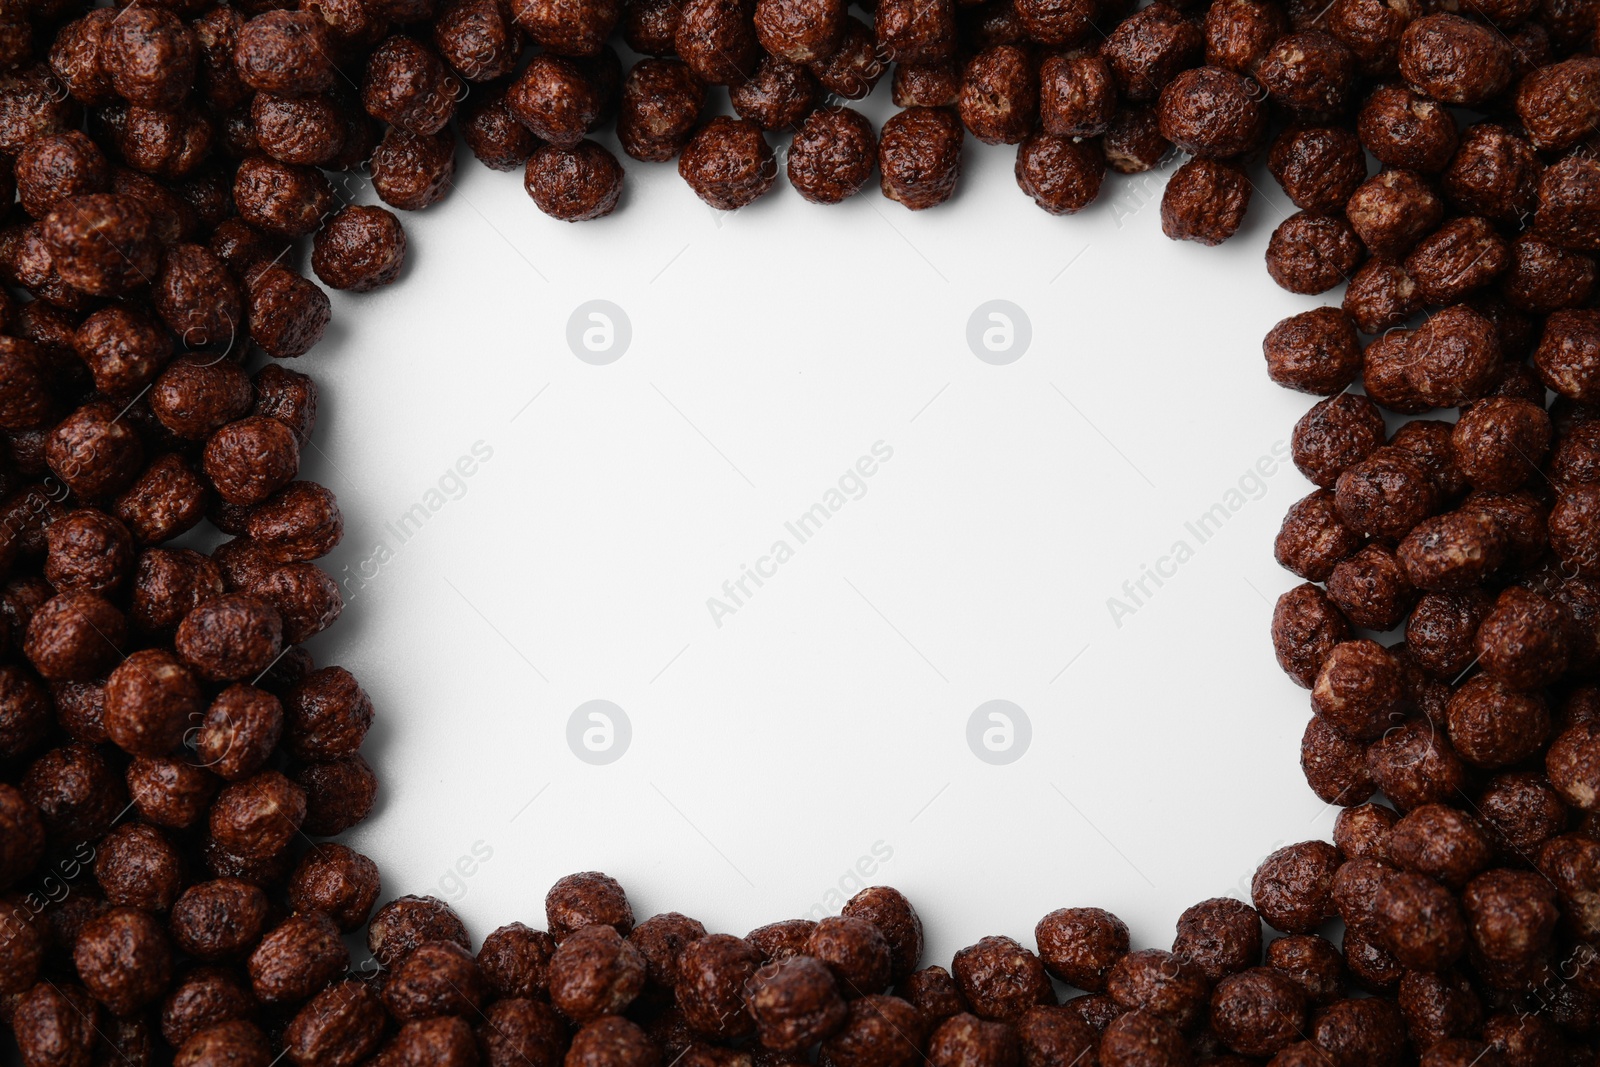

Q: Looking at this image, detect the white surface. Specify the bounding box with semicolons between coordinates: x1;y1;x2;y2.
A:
291;107;1342;971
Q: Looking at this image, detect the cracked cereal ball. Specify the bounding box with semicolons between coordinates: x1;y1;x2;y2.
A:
1357;85;1456;173
1535;309;1600;402
1396;510;1504;593
1373;870;1466;971
196;683;283;780
24;592;126;681
1105;949;1206;1029
525;141;625;222
1345;170;1440;261
1553;422;1600;485
1173;897;1262;982
383;940;487;1020
754;0;842;61
1252;841;1340;935
958;45;1036;146
234;157;333;239
1441;124;1542;226
370;895;471;966
678;934;762;1038
248;912;347;1005
1275;489;1362;582
363;36;461;135
1475;586;1570;690
1452;398;1550;493
1098;1009;1185;1067
678;117;774;210
1160;157;1251;244
1327;543;1415;630
1269;126;1367;214
234;11;333;95
618;59;703;163
509;55;602;148
1462;869;1557;964
951;936;1052;1021
1204;0;1288;74
808;16;883;99
1407;591;1490;678
95;821;183;912
842;887;922;981
1038;54;1114;138
675;0;759;85
16;131;110;219
1263;307;1362;396
1405;217;1510;305
1292;393;1386;489
548;870;634;938
284;979;386;1066
926;1013;1019;1067
40;193;160;297
1536;155;1600;253
745;955;848;1050
1403;304;1501;408
1388;804;1492;888
370;128;456;212
103;648;203;757
1311;639;1406;741
786;106;875;205
821;994;925;1067
1209;967;1306;1057
1257;31;1356;114
1016;132;1104;216
462;87;539;171
1516;57;1600;153
1102;2;1202;101
1399;14;1512;106
1274;584;1351;690
434;0;522;82
76;905;173;1016
1266;212;1363;296
731;54;816;130
1158;66;1265;159
312;205;406;292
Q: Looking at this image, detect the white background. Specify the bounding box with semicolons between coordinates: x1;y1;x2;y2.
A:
291;95;1343;971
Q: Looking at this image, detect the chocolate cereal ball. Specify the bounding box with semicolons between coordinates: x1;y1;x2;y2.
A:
509;55;602;147
1442;124;1543;225
24;592;126;681
926;1012;1020;1067
1536;155;1600;252
958;45;1036;146
1016;132;1104;216
480;922;557;999
618;58;703;162
675;0;759;85
1293;393;1386;489
548;871;634;938
1106;949;1207;1029
821;994;926;1067
461;88;539;171
678;117;775;210
1209;967;1307;1057
41;193;161;297
788;106;875;205
1252;841;1340;934
1263;307;1362;395
730;55;816;130
248;912;347;1004
754;0;844;62
104;648;204;757
1266;212;1363;295
234;12;333;95
1358;84;1457;173
1033;908;1127;993
879;106;962;210
1102;2;1202;101
524;141;624;222
744;955;847;1051
76;905;173;1015
1172;897;1262;981
1269;125;1368;214
1335;447;1438;538
1160;157;1251;245
809;917;893;1000
1274;584;1352;689
16;131;110;219
369;895;471;966
1398;14;1513;106
1388;804;1493;888
1039;54;1114;137
951;935;1052;1021
1157;66;1266;159
311;206;406;292
1517;57;1600;153
678;934;763;1039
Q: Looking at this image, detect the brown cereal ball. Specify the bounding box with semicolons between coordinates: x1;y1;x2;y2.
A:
1098;1009;1186;1067
196;684;283;780
1373;870;1466;971
674;0;758;84
623;0;684;54
295;753;377;835
75;905;173;1016
1009;1005;1095;1067
898;965;969;1025
628;913;707;1000
730;55;816;130
234;11;332;94
949;936;1052;1021
1157;66;1266;159
434;0;521;81
1442;124;1542;225
103;648;204;757
310;205;406;293
785;106;874;205
926;1012;1020;1067
1451;399;1550;494
1462;869;1557;964
202;416;299;507
1350;171;1452;263
369;895;471;967
1536;155;1600;253
252;564;340;644
1516;58;1600;153
1252;841;1340;935
878;106;963;210
248;912;347;1005
1274;583;1351;691
1398;14;1512;106
374;1016;478;1066
284;979;386;1067
805;917;891;1001
49;10;117;107
103;6;196;109
1328;0;1418;76
1357;84;1457;173
480;923;557;999
1535;309;1600;402
127;754;217;829
678;117;774;210
476;997;567;1067
233;157;333;241
1396;510;1505;594
249;92;345;167
209;769;304;860
69;304;169;400
1208;967;1306;1057
1334;447;1437;538
754;0;842;62
1264;307;1362;396
383;940;487;1020
1266;212;1363;296
361;35;460;135
1475;586;1570;690
461;87;539;171
548;871;634;938
278;666;370;763
1015;132;1104;217
209;219;290;278
24;592;126;682
808;16;883;99
0;65;76;156
1268;126;1367;214
94;822;183;912
1311;999;1407;1064
748;920;816;963
370;128;456;212
565;1015;660;1067
40;193;160;298
678;934;762;1038
1501;235;1594;313
510;0;621;55
1398;970;1482;1049
1311;639;1406;741
247;481;342;562
1257;31;1356;114
0;902;42;997
1406;305;1502;408
1302;714;1376;805
175;593;283;684
45;507;133;596
1266;935;1344;1007
1326;544;1415;630
153;245;244;351
840;888;921;982
1160;157;1251;245
1173;897;1262;982
744;954;847;1051
1275;489;1363;582
1404;217;1511;306
618;59;703;162
160;965;257;1048
286;843;380;934
1368;718;1469;811
1103;104;1171;174
524;141;625;222
1102;2;1202;101
1388;804;1492;888
0;670;48;766
1292;393;1386;490
508;55;601;148
1407;591;1490;678
131;547;223;636
1105;949;1206;1029
0;784;45;889
1204;0;1287;73
957;45;1036;146
1038;54;1114;138
1553;421;1600;485
23;742;127;845
245;265;330;361
1391;419;1468;501
0;338;54;432
818;995;925;1067
16;131;110;219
